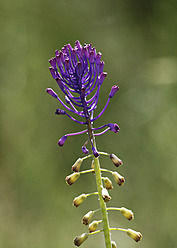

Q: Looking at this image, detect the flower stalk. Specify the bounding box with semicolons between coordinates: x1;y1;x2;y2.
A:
93;150;112;248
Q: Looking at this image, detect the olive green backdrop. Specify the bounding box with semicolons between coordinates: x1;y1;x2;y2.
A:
1;0;177;247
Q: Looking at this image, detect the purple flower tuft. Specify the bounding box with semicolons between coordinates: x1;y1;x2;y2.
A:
109;85;119;98
92;147;100;157
82;146;89;155
47;41;120;153
55;109;66;115
58;135;67;146
46;88;58;98
108;123;120;133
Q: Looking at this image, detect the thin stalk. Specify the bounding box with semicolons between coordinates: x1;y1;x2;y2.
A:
86;114;111;248
92;141;112;248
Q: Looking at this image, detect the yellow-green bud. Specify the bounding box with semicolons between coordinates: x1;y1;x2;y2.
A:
66;172;80;186
73;194;87;207
102;187;111;202
73;233;88;246
82;211;94;225
72;158;83;172
120;207;134;220
110;154;123;167
88;221;99;233
112;171;125;186
111;241;117;248
126;229;142;242
102;177;113;189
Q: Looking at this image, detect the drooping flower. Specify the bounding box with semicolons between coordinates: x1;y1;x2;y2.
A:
46;41;120;156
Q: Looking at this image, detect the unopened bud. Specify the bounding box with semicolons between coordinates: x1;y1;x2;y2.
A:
110;154;123;167
73;233;88;246
88;221;99;233
102;188;111;202
120;207;134;220
66;172;80;186
55;109;66;115
98;72;107;86
72;158;83;172
111;241;117;248
126;229;142;242
58;135;67;146
109;85;119;98
92;146;99;157
102;177;113;190
108;123;120;133
46;88;58;98
112;171;125;186
82;146;89;155
82;211;94;225
73;194;87;207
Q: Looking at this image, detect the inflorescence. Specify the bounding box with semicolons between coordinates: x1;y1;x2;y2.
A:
46;40;119;156
46;41;142;247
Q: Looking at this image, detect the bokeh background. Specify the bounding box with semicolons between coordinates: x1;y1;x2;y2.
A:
1;0;177;247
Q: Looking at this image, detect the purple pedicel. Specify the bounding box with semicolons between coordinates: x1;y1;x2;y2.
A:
47;41;120;155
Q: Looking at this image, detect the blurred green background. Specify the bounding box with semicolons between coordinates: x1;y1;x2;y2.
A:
1;0;177;247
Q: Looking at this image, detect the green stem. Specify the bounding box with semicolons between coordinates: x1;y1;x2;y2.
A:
93;143;112;248
86;116;111;248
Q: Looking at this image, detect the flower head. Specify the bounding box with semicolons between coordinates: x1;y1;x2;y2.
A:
46;41;120;156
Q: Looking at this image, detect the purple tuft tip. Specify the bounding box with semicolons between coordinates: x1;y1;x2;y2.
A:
55;109;66;115
82;146;89;155
98;72;107;86
46;88;58;98
108;123;120;133
109;85;119;98
58;135;67;146
92;147;100;157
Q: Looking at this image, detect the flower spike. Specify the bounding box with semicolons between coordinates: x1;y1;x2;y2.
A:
46;41;142;248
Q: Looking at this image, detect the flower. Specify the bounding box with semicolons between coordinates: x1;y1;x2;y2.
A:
82;211;94;225
74;233;88;246
65;172;80;185
102;187;111;202
110;154;123;167
111;241;117;248
88;220;100;233
73;193;87;207
102;177;113;189
72;158;83;172
120;207;134;220
126;229;142;242
46;41;120;156
58;135;67;146
112;171;125;186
